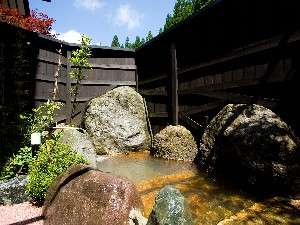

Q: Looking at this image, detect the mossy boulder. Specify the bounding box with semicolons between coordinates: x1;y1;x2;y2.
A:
198;104;300;190
43;164;146;225
152;125;198;161
84;86;151;155
147;186;191;225
58;128;97;167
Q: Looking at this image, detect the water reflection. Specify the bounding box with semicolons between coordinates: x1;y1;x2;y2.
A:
97;152;300;224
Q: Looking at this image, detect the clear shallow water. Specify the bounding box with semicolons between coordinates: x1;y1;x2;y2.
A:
97;152;300;225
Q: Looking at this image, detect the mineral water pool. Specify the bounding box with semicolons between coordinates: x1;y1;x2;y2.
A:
97;152;300;225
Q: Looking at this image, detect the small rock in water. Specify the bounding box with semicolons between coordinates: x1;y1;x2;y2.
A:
147;185;191;225
0;176;29;205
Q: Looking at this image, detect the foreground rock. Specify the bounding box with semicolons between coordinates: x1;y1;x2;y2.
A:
152;125;198;161
198;104;300;190
84;86;151;155
43;164;146;225
58;128;97;167
0;176;29;205
147;185;191;225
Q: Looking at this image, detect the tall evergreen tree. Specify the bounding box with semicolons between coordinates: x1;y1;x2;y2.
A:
132;36;142;49
111;35;120;48
146;31;154;42
163;0;213;31
164;0;193;31
192;0;212;12
125;36;131;48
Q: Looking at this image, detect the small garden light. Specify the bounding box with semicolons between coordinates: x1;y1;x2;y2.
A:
30;132;41;145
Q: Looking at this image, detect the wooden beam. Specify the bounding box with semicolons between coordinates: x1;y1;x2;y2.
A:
149;112;169;118
37;55;137;71
87;63;137;70
180;100;225;116
70;80;136;86
138;74;168;86
170;43;178;125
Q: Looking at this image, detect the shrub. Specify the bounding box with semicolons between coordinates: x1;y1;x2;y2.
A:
0;101;63;180
0;146;32;180
20;100;63;145
26;136;87;203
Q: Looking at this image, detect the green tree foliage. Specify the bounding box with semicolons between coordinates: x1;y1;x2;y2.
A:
131;36;142;49
109;0;213;49
111;35;120;48
26;136;87;203
192;0;213;12
146;31;154;42
164;0;193;30
20;100;63;145
0;100;63;180
69;35;92;117
164;0;213;31
0;147;32;180
125;36;131;48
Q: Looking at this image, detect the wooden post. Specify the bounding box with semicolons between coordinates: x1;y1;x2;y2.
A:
66;50;72;123
171;43;178;125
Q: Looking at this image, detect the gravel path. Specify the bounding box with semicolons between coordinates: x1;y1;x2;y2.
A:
0;202;43;225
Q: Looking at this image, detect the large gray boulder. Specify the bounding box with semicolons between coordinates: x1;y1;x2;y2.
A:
147;185;191;225
59;128;97;167
152;125;198;161
43;164;147;225
84;86;151;155
0;176;29;205
198;104;300;190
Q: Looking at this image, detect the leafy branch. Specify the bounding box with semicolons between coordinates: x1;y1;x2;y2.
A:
68;35;92;118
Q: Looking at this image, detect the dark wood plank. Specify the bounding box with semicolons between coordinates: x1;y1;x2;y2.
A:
180;101;225;116
138;74;168;86
66;51;72;123
149;112;169;118
87;63;136;70
2;0;9;7
170;43;178;125
70;80;136;86
8;0;16;8
15;0;25;15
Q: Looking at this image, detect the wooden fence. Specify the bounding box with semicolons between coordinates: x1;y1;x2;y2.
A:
0;0;29;15
136;0;300;135
0;22;136;158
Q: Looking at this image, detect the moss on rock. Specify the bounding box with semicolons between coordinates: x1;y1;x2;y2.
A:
84;86;151;155
152;125;198;161
198;104;300;191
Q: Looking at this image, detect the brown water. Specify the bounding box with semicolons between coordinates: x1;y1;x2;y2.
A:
97;152;300;225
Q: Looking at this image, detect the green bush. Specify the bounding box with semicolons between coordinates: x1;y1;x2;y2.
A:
0;147;33;180
0;101;63;181
26;137;87;203
20;100;63;145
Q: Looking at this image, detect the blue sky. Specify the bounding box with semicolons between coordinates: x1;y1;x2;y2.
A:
29;0;175;46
